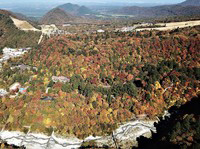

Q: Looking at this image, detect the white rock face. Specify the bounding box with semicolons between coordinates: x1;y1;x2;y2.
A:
38;24;70;44
0;131;82;149
0;119;157;149
10;17;40;32
85;120;156;148
40;24;59;36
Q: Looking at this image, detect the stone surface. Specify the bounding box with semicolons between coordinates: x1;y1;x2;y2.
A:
0;119;157;149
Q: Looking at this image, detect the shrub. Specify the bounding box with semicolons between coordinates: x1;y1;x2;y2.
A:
47;80;54;88
123;82;138;97
0;48;3;55
61;83;73;93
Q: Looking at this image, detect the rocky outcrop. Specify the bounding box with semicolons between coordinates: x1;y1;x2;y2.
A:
0;119;157;149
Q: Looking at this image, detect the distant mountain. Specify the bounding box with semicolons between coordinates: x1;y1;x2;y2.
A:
57;3;94;16
40;8;75;25
112;0;200;18
180;0;200;6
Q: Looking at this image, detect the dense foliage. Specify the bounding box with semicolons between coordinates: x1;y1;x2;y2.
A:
0;25;199;139
135;95;200;149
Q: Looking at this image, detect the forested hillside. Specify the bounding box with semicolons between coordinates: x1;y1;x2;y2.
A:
0;25;199;139
40;8;75;25
0;12;41;49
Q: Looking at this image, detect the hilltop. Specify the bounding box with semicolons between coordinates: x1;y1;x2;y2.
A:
0;9;19;19
40;8;76;25
57;3;94;16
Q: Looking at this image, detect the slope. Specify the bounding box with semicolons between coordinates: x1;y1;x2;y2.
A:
0;9;40;29
0;10;41;49
180;0;200;6
57;3;93;16
135;95;200;149
40;8;76;25
112;0;200;18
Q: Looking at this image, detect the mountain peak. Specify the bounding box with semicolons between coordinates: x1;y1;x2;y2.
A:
57;3;93;16
40;8;75;25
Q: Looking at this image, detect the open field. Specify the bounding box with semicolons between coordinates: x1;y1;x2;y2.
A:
136;20;200;31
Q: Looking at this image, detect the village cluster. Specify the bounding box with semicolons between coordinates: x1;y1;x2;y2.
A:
0;47;31;68
0;75;71;99
0;47;71;100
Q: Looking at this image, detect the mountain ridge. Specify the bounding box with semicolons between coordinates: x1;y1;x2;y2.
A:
111;0;200;18
0;9;23;20
180;0;200;6
57;3;94;16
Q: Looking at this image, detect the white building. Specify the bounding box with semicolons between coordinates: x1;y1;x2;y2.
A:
9;82;21;92
52;76;70;83
97;29;105;33
0;89;8;97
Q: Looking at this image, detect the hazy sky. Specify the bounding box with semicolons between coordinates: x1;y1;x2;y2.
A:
0;0;185;4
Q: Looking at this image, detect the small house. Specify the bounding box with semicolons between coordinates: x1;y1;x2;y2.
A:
52;76;70;83
9;82;21;93
0;89;8;97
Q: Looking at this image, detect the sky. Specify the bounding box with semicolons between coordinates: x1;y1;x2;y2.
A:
0;0;185;4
